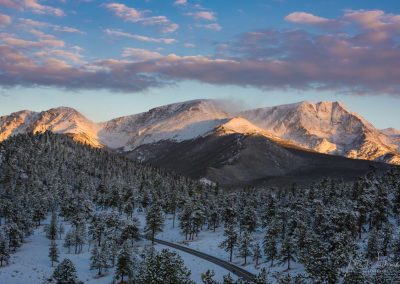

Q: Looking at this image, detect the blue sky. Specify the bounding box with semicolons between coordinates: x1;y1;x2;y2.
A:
0;0;399;128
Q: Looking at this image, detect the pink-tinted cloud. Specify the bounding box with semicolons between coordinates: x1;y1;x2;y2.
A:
0;13;11;25
53;26;84;34
1;9;400;95
174;0;187;6
103;3;141;20
0;33;65;48
0;0;21;9
285;12;330;25
186;11;216;21
103;3;178;33
19;18;84;34
19;18;48;27
0;0;64;16
344;9;400;32
121;48;162;61
104;29;176;44
36;49;85;65
199;23;222;31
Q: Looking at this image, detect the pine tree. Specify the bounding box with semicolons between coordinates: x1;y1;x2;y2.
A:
238;230;253;265
371;185;389;229
144;202;164;244
252;268;268;284
393;235;400;262
201;269;217;284
263;228;278;267
58;222;64;240
381;222;392;256
46;212;58;242
240;205;258;233
253;243;262;267
120;221;140;245
343;263;366;284
49;242;59;267
52;258;80;284
366;229;379;261
137;248;193;284
0;233;10;267
63;231;74;253
90;243;108;276
222;273;235;284
115;243;134;283
219;224;238;262
280;234;296;270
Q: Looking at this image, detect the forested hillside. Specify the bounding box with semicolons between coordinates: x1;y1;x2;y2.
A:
0;133;400;283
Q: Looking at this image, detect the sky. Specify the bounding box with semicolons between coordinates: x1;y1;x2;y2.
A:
0;0;399;128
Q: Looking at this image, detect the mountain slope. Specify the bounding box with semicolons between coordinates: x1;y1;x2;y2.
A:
99;99;230;151
0;107;102;147
240;101;400;165
126;131;390;187
0;100;399;168
381;128;400;148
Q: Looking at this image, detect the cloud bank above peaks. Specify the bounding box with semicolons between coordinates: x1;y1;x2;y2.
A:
0;9;400;96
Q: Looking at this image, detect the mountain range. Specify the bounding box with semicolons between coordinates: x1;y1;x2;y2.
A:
0;99;398;186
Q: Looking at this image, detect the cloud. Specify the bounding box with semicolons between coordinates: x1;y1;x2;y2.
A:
344;9;400;31
1;9;400;96
36;49;85;64
103;3;178;33
0;33;65;48
53;26;84;34
285;12;330;25
19;18;84;34
103;3;141;21
184;43;196;48
0;0;64;16
0;13;11;26
181;2;221;30
19;18;48;27
186;11;216;21
121;48;162;61
0;0;20;9
104;29;176;44
199;23;222;31
174;0;187;6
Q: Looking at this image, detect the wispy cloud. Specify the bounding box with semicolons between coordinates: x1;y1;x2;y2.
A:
184;43;196;48
182;3;221;31
186;11;216;21
0;13;11;26
0;0;64;16
198;23;222;31
1;9;400;96
121;48;162;61
103;3;178;33
285;12;330;25
174;0;187;6
19;18;84;34
0;32;65;48
104;29;176;44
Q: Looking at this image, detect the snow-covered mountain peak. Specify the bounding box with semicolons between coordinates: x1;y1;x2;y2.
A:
216;117;268;136
1;100;399;165
240;101;400;164
99;99;230;150
381;128;400;136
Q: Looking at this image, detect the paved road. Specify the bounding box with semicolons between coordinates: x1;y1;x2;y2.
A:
153;237;255;282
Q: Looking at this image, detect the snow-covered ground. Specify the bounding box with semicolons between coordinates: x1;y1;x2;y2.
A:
0;213;241;284
141;213;305;280
0;209;310;284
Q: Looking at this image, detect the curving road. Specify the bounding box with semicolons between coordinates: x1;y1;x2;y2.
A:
153;237;255;282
